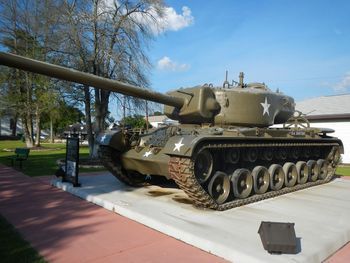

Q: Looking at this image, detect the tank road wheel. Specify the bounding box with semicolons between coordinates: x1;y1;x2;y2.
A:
208;171;231;204
317;159;328;180
307;160;319;182
194;149;213;184
312;147;321;158
296;161;308;184
304;148;311;159
244;148;258;162
230;169;253;199
252;166;270;194
290;148;300;160
275;148;287;160
283;162;298;187
225;148;240;164
269;164;285;191
262;148;273;161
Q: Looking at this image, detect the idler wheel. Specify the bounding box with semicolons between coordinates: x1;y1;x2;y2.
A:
268;164;285;190
208;171;231;204
252;166;270;194
327;147;341;165
225;148;240;164
244;148;258;163
230;169;253;199
317;159;328;180
296;161;308;184
262;148;273;161
283;162;298;187
194;149;213;184
333;148;341;164
307;160;319;182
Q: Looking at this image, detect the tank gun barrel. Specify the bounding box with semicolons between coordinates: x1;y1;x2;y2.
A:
0;52;185;109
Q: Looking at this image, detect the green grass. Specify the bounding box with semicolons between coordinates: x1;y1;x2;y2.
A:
0;215;47;263
0;140;106;176
336;166;350;176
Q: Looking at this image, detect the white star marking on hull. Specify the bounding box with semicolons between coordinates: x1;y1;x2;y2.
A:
143;150;152;157
173;138;185;152
260;97;271;116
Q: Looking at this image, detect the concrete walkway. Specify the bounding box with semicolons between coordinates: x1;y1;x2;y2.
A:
0;165;226;263
0;164;349;263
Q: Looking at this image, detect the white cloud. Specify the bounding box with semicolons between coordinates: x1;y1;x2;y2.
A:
97;1;194;35
333;73;350;92
157;56;190;71
159;6;194;33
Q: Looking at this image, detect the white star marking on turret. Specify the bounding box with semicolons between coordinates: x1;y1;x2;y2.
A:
260;97;271;116
173;138;185;152
143;150;152;157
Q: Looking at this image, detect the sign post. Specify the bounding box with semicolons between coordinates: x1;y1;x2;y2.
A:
63;137;81;187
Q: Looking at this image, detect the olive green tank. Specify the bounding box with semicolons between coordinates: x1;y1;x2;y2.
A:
0;52;344;210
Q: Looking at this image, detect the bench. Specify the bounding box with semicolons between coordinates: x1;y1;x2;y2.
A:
8;148;30;169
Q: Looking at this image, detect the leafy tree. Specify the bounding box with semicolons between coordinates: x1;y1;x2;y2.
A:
0;0;63;147
121;114;152;129
153;111;163;116
41;101;84;141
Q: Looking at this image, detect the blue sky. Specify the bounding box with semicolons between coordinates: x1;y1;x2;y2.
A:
149;0;350;101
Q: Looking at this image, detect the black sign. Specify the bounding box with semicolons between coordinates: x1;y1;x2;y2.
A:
63;137;81;187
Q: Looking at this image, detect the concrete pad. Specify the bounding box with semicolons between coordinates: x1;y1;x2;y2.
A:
52;174;350;263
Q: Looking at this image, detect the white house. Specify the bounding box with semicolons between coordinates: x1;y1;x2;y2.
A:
296;94;350;163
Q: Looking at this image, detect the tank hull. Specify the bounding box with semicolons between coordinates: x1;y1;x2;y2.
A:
99;125;343;210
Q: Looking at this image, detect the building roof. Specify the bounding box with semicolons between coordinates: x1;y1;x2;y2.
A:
296;94;350;120
146;115;168;123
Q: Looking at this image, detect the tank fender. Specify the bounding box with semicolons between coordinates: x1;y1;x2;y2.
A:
163;135;203;157
96;129;127;152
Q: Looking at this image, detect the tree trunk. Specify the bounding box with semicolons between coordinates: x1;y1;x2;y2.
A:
11;114;18;136
22;115;33;148
34;105;41;147
94;89;110;132
93;88;110;158
84;85;95;158
50;117;54;143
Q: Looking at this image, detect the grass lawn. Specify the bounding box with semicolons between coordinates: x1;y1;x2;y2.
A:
336;166;350;176
0;215;47;263
0;140;106;177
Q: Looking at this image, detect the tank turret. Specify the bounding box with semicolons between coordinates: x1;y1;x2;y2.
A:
0;52;343;210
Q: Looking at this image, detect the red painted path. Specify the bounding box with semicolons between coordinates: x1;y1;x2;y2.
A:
0;164;349;263
0;165;226;263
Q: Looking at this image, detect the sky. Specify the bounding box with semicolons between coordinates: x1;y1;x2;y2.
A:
148;0;350;102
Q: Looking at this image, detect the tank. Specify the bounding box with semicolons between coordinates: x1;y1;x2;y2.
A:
0;52;344;210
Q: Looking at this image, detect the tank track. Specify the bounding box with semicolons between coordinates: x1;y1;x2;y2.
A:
98;145;145;187
169;142;340;211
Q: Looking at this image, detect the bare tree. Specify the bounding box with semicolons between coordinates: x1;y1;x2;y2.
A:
60;0;165;157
